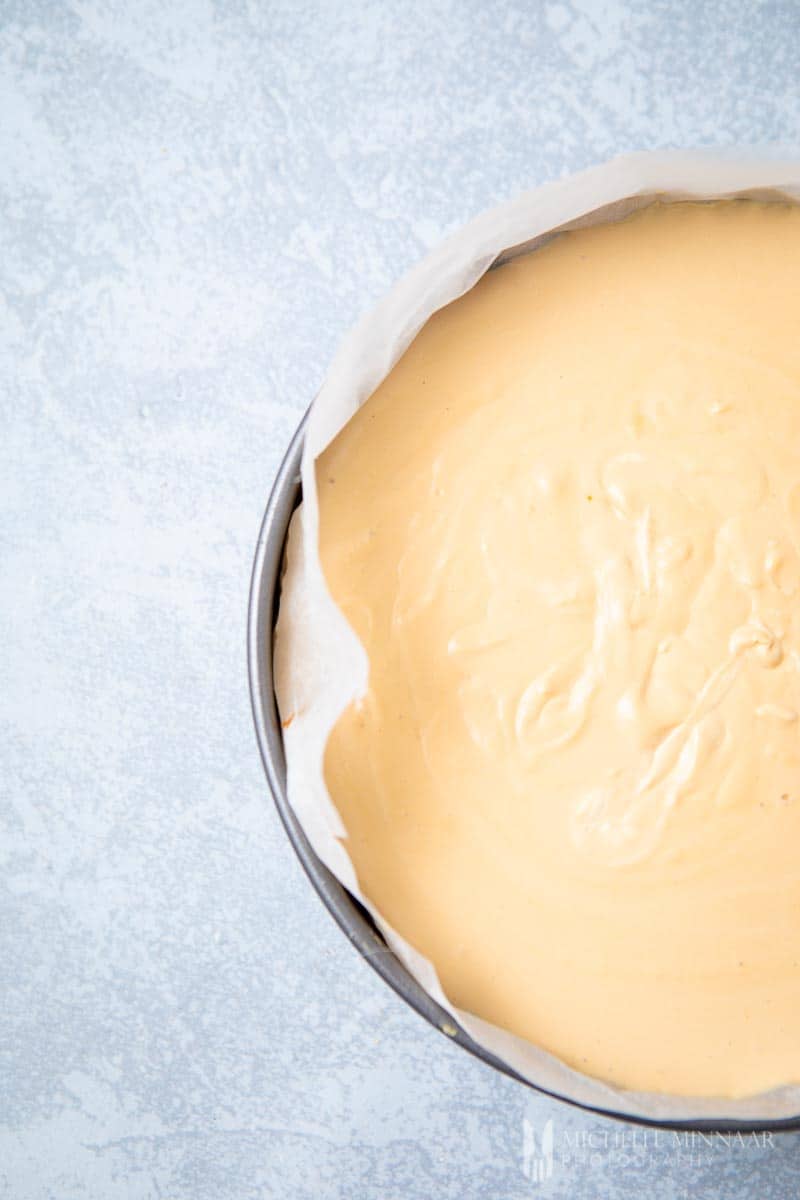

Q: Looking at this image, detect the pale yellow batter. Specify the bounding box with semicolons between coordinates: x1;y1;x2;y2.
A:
317;200;800;1097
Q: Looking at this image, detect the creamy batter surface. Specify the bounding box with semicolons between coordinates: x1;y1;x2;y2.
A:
317;201;800;1097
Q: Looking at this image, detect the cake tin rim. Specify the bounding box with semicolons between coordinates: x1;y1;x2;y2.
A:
247;410;800;1134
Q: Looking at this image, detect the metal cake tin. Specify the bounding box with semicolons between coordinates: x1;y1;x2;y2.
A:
248;410;800;1134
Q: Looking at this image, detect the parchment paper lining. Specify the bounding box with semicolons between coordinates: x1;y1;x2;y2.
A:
274;150;800;1122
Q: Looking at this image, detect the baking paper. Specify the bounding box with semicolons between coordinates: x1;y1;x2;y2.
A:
274;149;800;1122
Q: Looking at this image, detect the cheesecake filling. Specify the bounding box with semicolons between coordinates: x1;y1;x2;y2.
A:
317;200;800;1097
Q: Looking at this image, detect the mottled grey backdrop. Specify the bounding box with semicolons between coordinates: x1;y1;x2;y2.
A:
2;1;800;1197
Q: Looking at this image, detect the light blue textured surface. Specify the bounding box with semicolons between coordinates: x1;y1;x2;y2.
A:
3;2;800;1197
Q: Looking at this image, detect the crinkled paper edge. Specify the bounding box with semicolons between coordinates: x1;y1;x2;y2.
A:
274;149;800;1123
